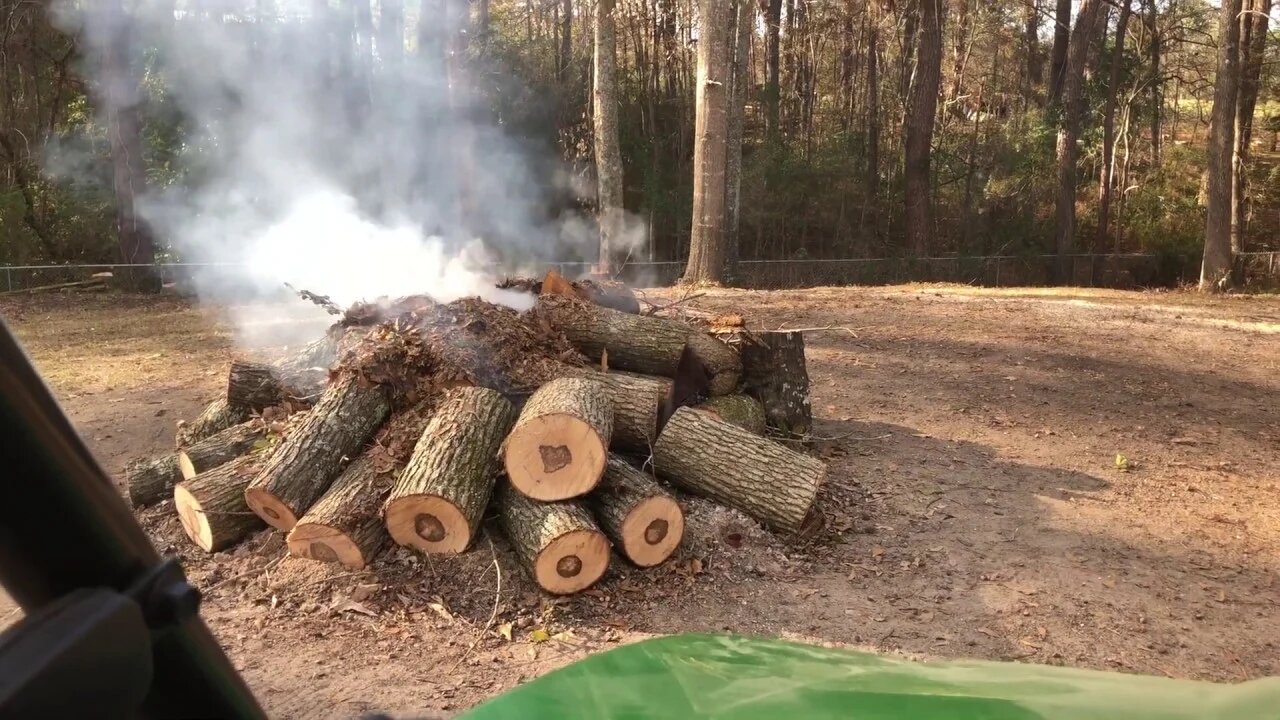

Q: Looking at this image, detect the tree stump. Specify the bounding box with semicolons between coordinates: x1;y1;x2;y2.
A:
175;455;266;553
245;377;391;530
497;483;610;595
125;454;180;508
739;331;812;438
176;398;251;448
287;455;393;570
653;407;825;533
588;456;684;567
384;387;516;554
693;394;766;435
504;378;613;501
177;421;265;480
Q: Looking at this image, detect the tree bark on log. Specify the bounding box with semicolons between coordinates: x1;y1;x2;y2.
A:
125;454;180;508
384;387;516;554
176;398;251;448
504;378;613;501
175;455;266;553
245;377;391;530
538;295;741;395
178;421;266;480
587;456;683;567
226;336;339;410
653;407;825;533
565;368;670;452
739;331;812;437
693;394;766;435
496;483;610;594
287;455;394;570
226;360;288;411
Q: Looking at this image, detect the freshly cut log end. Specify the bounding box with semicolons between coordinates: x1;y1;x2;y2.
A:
286;455;392;570
245;376;391;531
693;394;767;436
177;421;265;480
740;331;812;438
653;407;825;533
126;454;180;508
504;378;613;501
175;455;265;553
564;369;669;452
497;484;610;595
384;387;517;555
176;398;251;448
589;456;684;567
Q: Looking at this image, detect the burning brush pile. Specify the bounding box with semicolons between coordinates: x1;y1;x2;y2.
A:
126;274;824;595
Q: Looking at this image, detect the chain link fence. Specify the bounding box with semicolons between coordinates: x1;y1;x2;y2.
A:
5;252;1276;295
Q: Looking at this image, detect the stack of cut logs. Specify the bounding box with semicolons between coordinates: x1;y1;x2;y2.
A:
128;274;826;595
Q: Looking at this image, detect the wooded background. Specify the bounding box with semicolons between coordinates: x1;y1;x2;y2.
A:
1;0;1276;290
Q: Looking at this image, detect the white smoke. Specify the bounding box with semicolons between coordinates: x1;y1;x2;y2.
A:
55;0;601;345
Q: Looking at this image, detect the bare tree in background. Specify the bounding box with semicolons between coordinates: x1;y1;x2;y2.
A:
593;0;625;274
724;0;753;278
1202;0;1244;290
1232;0;1271;254
684;0;733;283
1054;0;1103;283
1047;0;1071;105
903;0;942;257
764;0;783;141
1098;0;1133;247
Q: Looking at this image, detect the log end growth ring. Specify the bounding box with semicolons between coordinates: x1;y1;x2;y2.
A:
619;496;685;567
534;528;610;595
286;524;369;570
504;414;607;501
385;495;472;555
175;484;215;552
244;487;299;531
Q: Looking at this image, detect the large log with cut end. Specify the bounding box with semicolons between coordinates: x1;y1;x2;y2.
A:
176;398;251;448
175;455;266;553
588;456;684;567
693;394;766;435
226;360;287;410
740;331;812;438
496;483;610;595
287;455;393;570
126;454;180;508
653;407;825;533
177;421;266;480
225;336;337;411
538;295;741;395
244;377;391;530
566;368;669;452
384;387;516;555
504;378;613;501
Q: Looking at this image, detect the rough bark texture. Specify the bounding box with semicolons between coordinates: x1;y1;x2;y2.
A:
739;331;812;437
1097;0;1133;246
1048;0;1072;105
385;387;515;553
178;421;266;480
176;398;251;448
226;361;287;411
684;0;733;283
288;454;393;570
1054;0;1104;282
126;453;180;508
496;483;610;594
593;0;626;273
904;0;942;257
1232;0;1271;254
538;295;741;395
505;378;614;500
245;377;391;530
764;0;783;139
1202;0;1244;291
693;394;766;436
724;0;752;279
654;407;825;533
566;368;670;452
175;455;266;553
588;455;684;566
226;336;338;410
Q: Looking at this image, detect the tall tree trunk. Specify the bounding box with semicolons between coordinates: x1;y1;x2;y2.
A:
1054;0;1104;283
1148;0;1162;166
559;0;573;83
903;0;942;257
1048;0;1072;106
1232;0;1270;254
1201;0;1244;291
1023;0;1043;105
724;0;752;279
764;0;782;140
1098;0;1133;247
684;0;733;283
866;5;880;202
594;0;625;273
100;0;158;291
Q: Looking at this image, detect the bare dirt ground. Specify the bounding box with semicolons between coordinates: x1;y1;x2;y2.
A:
2;286;1278;718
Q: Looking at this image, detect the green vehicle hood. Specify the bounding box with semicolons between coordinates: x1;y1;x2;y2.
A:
461;633;1280;719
